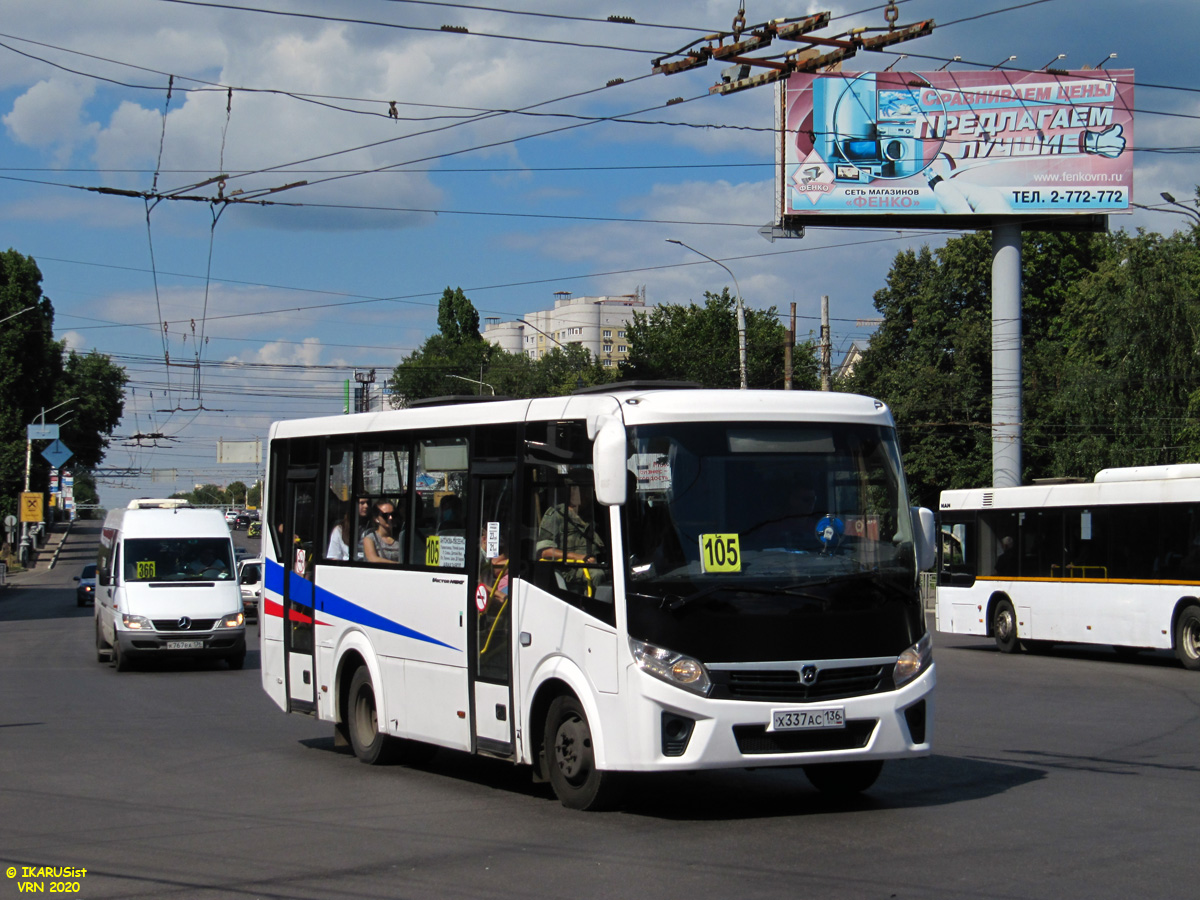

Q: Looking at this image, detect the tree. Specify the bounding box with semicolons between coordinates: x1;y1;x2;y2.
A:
390;287;492;403
847;225;1200;506
0;250;127;518
1042;229;1200;476
622;289;816;389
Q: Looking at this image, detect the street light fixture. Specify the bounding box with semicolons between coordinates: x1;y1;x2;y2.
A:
446;374;495;395
667;239;747;390
1161;192;1200;225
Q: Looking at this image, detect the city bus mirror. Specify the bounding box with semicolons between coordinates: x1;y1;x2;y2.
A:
593;417;627;507
911;507;937;571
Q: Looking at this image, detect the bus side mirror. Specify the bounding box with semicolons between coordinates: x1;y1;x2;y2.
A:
592;416;627;507
911;507;936;572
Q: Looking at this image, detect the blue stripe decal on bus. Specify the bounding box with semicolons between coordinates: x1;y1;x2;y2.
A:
264;558;459;651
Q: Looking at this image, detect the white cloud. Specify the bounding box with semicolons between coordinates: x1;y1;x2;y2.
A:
3;78;99;163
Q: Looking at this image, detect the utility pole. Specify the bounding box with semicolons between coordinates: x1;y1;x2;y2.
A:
784;301;796;390
820;295;831;391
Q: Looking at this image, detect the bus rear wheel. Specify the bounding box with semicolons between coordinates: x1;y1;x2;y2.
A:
347;667;397;764
803;760;884;795
1174;605;1200;671
992;599;1020;654
545;695;617;810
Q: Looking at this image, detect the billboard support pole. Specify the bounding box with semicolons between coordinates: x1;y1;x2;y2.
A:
992;223;1023;489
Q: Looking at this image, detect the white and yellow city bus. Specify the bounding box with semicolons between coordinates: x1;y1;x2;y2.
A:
936;465;1200;670
261;385;937;808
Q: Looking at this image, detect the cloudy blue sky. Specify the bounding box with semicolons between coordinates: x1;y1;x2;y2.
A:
2;0;1197;508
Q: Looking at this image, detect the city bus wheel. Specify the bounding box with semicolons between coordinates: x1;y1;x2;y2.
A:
992;599;1020;654
1173;605;1200;671
95;618;111;663
545;695;618;810
803;760;884;795
347;667;398;764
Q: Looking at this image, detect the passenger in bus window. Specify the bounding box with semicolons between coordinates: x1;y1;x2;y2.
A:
326;502;353;561
994;536;1018;576
362;501;403;564
438;494;465;534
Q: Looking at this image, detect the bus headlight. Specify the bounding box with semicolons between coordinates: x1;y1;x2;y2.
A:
218;613;245;628
629;638;712;696
893;632;932;687
121;614;154;630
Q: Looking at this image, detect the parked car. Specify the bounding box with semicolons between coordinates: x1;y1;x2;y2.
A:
74;563;98;607
238;558;262;621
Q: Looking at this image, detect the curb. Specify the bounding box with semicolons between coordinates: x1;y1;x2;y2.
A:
47;520;75;571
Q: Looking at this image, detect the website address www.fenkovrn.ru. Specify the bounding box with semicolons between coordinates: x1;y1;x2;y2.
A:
1032;172;1124;183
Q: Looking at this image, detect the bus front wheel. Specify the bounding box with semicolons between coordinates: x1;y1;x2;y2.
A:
347;667;397;764
545;695;617;810
1174;605;1200;671
992;599;1020;654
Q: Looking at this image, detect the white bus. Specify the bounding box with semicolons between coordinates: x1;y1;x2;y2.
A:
261;385;937;808
935;465;1200;670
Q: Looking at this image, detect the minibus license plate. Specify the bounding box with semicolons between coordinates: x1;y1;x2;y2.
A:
166;640;204;650
769;707;845;732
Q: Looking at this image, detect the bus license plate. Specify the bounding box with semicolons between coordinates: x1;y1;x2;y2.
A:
769;707;845;732
166;640;204;650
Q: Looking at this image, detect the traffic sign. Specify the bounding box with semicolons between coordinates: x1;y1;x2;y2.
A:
41;439;72;469
20;492;43;523
27;424;59;440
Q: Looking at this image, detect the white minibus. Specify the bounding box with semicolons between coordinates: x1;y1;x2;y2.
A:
94;501;246;671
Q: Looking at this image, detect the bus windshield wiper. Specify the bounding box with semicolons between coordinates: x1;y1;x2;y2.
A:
626;585;729;612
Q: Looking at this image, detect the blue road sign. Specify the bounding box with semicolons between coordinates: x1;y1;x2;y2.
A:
42;440;72;469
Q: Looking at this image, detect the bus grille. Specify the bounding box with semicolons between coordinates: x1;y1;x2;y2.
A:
733;720;877;755
152;618;218;632
713;665;889;702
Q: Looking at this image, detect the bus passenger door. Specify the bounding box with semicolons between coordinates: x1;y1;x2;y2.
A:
284;477;318;714
470;472;515;757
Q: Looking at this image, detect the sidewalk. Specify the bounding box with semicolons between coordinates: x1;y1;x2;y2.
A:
4;521;73;584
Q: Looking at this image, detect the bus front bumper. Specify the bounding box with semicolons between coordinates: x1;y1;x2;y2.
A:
608;662;935;772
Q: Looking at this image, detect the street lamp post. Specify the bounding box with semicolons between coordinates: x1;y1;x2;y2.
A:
667;239;748;390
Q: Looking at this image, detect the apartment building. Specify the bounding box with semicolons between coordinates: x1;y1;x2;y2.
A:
482;289;648;369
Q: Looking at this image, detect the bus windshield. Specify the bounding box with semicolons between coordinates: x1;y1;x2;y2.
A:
623;421;921;660
123;538;235;583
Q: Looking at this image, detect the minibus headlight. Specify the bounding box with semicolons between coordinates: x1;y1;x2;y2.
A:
629;638;711;696
121;614;154;631
893;632;933;687
218;613;245;628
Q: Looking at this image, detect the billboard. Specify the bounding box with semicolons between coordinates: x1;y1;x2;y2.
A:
779;69;1133;228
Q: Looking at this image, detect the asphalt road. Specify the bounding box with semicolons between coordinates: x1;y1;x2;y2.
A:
2;519;1198;900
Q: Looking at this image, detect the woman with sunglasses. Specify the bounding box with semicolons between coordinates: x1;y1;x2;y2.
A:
362;500;403;564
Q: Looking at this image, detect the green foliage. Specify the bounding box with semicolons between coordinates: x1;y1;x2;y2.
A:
0;250;127;518
622;289;817;389
849;223;1200;507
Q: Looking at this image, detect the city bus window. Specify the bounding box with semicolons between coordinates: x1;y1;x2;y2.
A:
359;438;410;565
415;435;469;569
324;442;355;561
